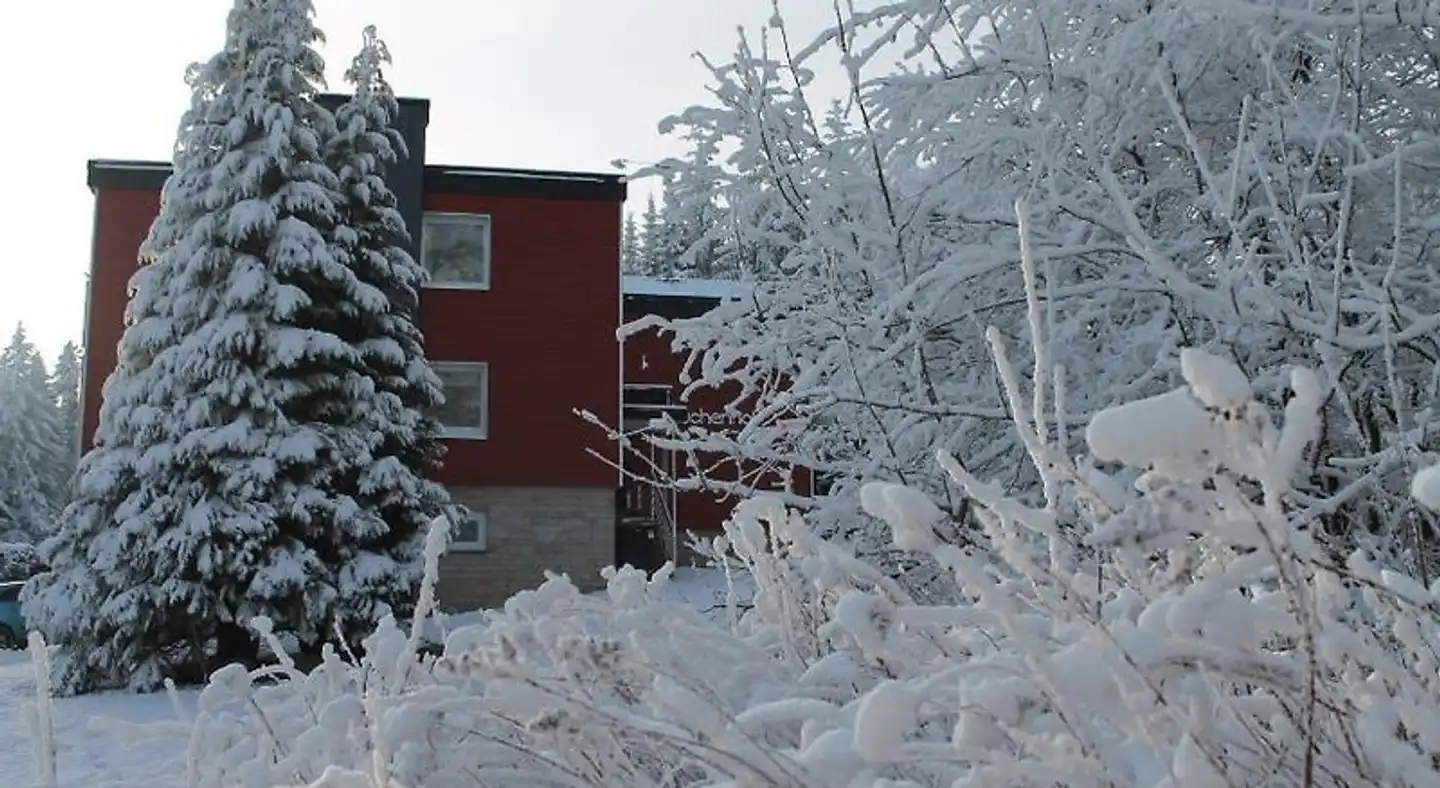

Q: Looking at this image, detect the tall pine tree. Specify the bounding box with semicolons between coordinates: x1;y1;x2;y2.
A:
621;213;641;273
49;340;82;481
0;324;65;543
26;0;410;694
322;24;452;637
649;181;722;278
637;194;664;276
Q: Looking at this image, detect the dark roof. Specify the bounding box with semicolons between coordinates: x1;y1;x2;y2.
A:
87;159;628;202
316;93;431;112
621;275;750;318
621;275;748;300
623;293;725;320
425;165;627;201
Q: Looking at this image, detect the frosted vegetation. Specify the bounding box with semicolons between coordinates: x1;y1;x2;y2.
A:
627;0;1440;602
16;0;1440;785
0;327;79;544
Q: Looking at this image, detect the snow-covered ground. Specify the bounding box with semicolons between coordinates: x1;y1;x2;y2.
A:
0;648;193;787
0;566;744;786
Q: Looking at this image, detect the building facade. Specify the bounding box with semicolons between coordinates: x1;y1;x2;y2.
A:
83;96;627;611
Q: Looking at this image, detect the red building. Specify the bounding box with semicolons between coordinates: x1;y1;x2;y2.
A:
84;96;627;611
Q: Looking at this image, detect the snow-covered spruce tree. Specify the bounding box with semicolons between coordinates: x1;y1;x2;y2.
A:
321;23;453;638
621;212;642;273
624;0;1440;592
0;324;66;542
647;177;725;278
635;193;664;276
48;340;81;486
24;0;428;694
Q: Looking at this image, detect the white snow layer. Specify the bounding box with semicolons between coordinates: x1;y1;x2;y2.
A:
1085;387;1218;470
1412;465;1440;512
622;274;750;300
859;481;944;552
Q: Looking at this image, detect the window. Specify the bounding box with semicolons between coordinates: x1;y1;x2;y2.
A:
450;510;488;552
432;362;489;439
421;212;492;289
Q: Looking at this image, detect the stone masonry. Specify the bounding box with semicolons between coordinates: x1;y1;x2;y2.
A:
435;485;615;612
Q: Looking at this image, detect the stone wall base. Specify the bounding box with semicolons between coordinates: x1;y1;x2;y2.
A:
435;485;615;612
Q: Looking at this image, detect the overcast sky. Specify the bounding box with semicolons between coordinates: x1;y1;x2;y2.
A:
2;0;841;362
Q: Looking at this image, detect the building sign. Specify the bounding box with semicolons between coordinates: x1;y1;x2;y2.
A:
685;409;747;428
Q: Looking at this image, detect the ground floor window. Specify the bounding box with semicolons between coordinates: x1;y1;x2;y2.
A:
450;509;488;552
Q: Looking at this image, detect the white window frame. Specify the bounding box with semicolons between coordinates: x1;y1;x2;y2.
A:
433;361;489;440
421;212;492;291
450;510;489;552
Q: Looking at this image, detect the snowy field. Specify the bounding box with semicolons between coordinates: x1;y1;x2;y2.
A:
0;566;745;787
0;648;192;787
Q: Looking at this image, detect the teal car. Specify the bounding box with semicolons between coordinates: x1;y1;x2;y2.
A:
0;581;26;649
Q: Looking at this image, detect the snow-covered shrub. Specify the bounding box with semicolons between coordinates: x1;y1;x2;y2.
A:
159;505;840;785
0;541;43;581
623;0;1440;599
846;348;1440;785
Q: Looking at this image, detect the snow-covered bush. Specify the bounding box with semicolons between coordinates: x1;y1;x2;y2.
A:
0;541;44;581
155;507;815;785
625;0;1440;598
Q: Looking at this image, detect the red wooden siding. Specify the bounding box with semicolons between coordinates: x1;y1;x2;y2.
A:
421;192;619;488
82;189;161;450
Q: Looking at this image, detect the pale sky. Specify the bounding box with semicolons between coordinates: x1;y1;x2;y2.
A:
1;0;841;363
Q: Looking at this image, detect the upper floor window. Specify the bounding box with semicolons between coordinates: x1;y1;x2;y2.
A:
421;212;491;290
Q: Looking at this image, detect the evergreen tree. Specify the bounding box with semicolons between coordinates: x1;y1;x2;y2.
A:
621;213;641;273
322;24;452;637
26;0;389;694
631;185;725;279
646;188;688;279
49;340;82;477
0;324;65;542
650;180;723;278
637;193;664;276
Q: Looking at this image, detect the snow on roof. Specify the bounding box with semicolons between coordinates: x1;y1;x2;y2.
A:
90;159;172;172
622;275;750;300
